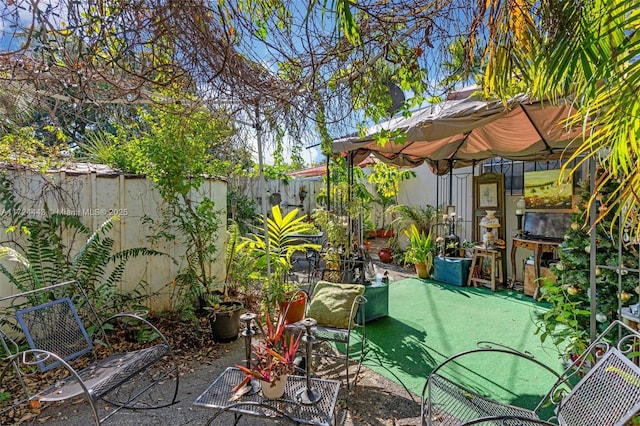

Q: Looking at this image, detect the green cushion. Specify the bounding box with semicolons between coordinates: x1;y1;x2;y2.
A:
307;281;365;328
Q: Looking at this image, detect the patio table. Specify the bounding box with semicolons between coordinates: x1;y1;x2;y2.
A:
193;367;340;425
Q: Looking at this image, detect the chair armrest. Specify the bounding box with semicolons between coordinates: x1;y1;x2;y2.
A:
423;344;563;418
101;312;172;349
350;294;367;327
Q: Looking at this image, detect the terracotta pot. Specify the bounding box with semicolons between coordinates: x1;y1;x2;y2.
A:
363;241;371;252
378;247;393;263
415;262;429;279
367;231;377;239
260;375;287;399
376;229;386;238
278;292;307;324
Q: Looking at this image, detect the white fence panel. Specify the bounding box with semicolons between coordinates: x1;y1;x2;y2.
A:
0;165;227;311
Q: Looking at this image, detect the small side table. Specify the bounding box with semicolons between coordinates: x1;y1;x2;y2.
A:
194;367;340;425
467;246;503;291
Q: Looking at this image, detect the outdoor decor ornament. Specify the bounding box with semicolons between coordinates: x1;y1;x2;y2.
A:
480;210;500;249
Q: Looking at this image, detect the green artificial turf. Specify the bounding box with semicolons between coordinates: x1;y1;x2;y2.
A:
355;278;565;411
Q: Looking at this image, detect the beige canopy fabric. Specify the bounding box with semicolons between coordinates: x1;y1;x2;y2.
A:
332;94;584;175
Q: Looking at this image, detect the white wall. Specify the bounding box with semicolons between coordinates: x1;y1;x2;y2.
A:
397;163;475;244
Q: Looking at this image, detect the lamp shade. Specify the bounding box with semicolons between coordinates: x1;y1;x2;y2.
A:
480;210;500;228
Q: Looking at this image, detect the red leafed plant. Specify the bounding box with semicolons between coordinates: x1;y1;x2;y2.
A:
234;311;302;388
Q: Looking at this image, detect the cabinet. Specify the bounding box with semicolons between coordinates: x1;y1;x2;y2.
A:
524;263;555;297
361;283;389;323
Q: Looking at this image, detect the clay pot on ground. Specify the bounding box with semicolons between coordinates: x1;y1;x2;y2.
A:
415;262;429;279
377;229;393;238
378;247;393;263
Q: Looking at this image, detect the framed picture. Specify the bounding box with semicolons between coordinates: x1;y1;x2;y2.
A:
524;169;573;211
478;182;499;209
472;173;505;242
446;205;456;217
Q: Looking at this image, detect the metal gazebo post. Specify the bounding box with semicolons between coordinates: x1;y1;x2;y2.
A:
254;104;271;284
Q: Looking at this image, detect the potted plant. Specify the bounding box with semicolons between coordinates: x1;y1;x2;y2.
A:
239;205;320;315
206;221;246;343
386;204;437;236
403;224;434;279
364;214;377;239
234;311;302;399
204;292;244;343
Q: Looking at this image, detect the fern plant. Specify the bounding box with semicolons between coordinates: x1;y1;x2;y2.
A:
386;204;437;236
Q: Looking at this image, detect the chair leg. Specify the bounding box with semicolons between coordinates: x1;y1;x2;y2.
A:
344;327;366;390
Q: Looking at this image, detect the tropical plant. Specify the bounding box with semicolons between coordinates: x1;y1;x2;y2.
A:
93;102;235;319
468;0;640;236
311;207;352;282
403;225;434;271
239;205;320;307
312;208;349;252
367;162;416;230
363;214;376;236
227;190;258;235
224;221;259;307
386;204;437;236
234;311;302;386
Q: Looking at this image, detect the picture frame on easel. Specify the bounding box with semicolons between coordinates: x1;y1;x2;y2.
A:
472;173;505;243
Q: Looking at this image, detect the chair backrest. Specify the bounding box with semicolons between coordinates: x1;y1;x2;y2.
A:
16;297;94;371
553;320;640;425
557;348;640;425
0;281;108;370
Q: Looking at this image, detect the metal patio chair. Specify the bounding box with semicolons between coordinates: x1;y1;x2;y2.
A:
288;281;367;389
421;320;640;425
0;281;179;424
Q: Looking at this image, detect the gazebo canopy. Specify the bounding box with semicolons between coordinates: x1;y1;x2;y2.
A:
332;93;584;174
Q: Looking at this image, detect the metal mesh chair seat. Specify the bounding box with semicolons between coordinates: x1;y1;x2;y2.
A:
38;344;171;401
426;374;541;425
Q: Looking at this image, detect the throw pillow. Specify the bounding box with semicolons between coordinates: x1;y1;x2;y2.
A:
306;281;365;328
